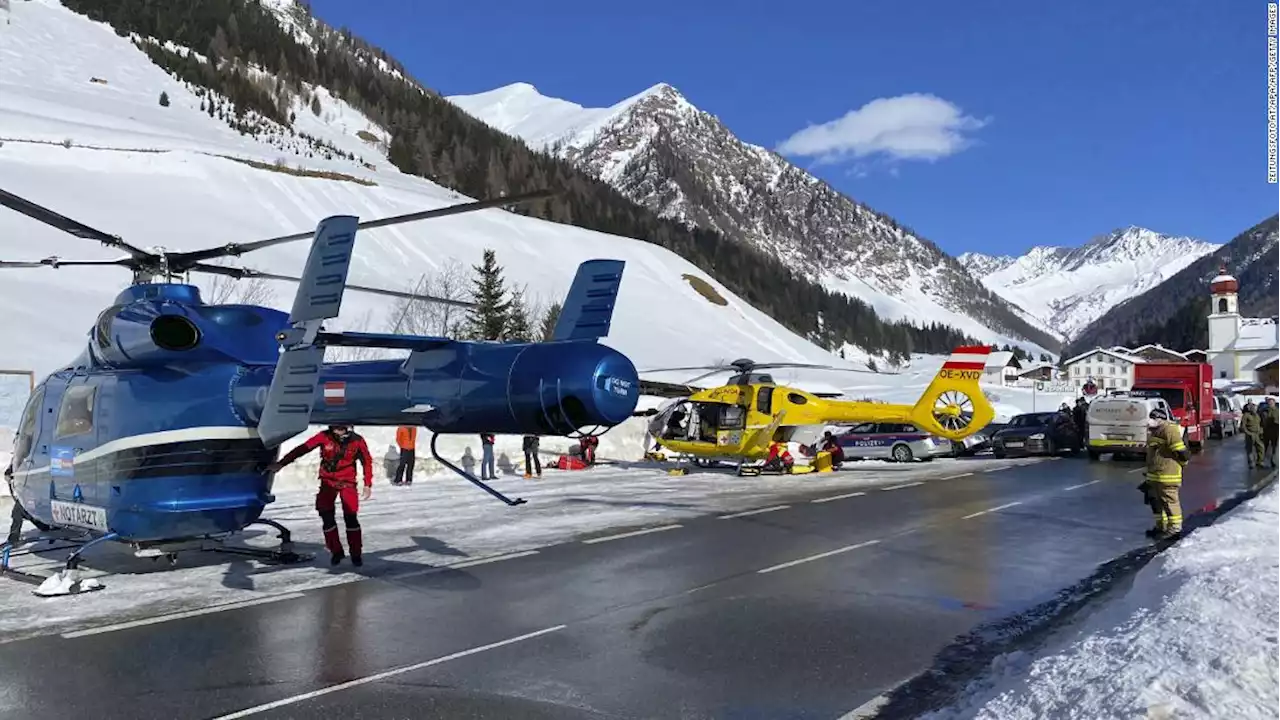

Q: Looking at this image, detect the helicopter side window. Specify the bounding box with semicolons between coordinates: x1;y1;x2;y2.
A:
756;387;774;414
787;392;808;405
13;387;45;463
54;385;96;438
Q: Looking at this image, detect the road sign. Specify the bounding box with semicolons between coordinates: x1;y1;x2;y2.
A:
1036;381;1075;394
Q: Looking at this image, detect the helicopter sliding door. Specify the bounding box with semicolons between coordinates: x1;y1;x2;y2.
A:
8;384;46;498
48;375;103;510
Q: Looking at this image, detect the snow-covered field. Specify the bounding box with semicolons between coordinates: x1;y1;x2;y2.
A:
0;0;867;381
925;483;1280;720
0;455;1027;642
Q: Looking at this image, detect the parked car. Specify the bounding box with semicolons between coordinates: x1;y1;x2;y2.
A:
992;412;1081;458
837;422;953;462
1210;393;1242;439
950;422;1007;456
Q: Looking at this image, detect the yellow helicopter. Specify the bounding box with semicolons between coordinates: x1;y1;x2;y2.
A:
637;346;996;475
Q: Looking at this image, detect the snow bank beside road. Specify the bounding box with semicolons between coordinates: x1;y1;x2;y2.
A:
924;482;1280;720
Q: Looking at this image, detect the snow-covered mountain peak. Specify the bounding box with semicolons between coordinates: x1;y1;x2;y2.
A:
450;82;1059;353
955;252;1015;277
959;227;1221;340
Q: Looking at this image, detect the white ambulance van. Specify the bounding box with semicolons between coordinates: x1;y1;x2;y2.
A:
1085;394;1173;461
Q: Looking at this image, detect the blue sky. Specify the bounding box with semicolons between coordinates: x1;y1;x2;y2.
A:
308;0;1276;257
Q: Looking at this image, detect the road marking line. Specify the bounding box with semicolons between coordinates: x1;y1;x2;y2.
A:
881;481;924;491
582;524;682;544
1127;467;1146;474
395;550;541;579
719;505;790;519
211;625;567;719
1064;480;1102;491
961;501;1022;520
987;466;1008;472
839;693;891;719
810;490;867;504
444;550;540;569
942;472;974;480
61;592;306;639
756;539;880;574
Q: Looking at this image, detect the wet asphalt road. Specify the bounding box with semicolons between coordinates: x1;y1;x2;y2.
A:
0;440;1270;720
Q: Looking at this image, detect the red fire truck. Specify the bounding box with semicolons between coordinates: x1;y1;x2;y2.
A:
1128;362;1215;449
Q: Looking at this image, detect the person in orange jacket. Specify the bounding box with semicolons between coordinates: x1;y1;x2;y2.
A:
393;425;417;486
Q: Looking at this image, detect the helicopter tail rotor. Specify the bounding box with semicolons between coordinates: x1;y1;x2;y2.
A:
906;346;996;441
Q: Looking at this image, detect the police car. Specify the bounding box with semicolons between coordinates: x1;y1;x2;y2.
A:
836;422;953;463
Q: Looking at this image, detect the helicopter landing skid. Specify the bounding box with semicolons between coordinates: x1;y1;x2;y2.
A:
19;532;121;597
0;543;64;587
199;519;313;565
0;529;98;593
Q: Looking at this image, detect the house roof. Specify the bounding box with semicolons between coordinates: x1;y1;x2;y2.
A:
1227;319;1280;353
1128;343;1186;358
984;351;1019;370
1061;347;1143;366
1015;361;1055;376
1245;353;1280;372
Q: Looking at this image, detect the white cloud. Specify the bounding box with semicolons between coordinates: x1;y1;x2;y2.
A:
777;93;988;165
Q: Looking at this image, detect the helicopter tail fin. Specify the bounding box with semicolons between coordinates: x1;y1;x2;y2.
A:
551;260;625;342
907;346;997;441
259;215;359;447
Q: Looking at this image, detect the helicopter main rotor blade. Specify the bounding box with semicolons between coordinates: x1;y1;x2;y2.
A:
0;257;134;269
641;360;883;386
167;189;556;270
190;263;477;309
0;188;153;260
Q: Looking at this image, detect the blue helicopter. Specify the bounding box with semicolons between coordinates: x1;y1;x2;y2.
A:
0;187;641;595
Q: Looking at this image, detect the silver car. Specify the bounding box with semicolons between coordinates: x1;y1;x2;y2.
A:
837;422;953;462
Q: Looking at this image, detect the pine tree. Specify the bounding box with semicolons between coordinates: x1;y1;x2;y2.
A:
466;249;510;340
539;301;562;341
159;91;170;106
503;286;532;342
310;93;321;116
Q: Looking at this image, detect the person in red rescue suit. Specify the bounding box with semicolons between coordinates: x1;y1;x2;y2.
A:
819;431;845;469
268;424;373;567
579;435;599;466
763;440;794;472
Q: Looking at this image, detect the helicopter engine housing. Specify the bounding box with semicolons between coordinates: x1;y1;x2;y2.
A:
90;297;288;369
231;339;639;436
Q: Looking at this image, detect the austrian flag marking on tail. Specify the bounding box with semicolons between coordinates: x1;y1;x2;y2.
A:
942;345;992;371
323;381;346;406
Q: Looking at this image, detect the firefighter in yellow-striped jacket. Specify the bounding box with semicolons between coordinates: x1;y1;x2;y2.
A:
1141;406;1191;539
